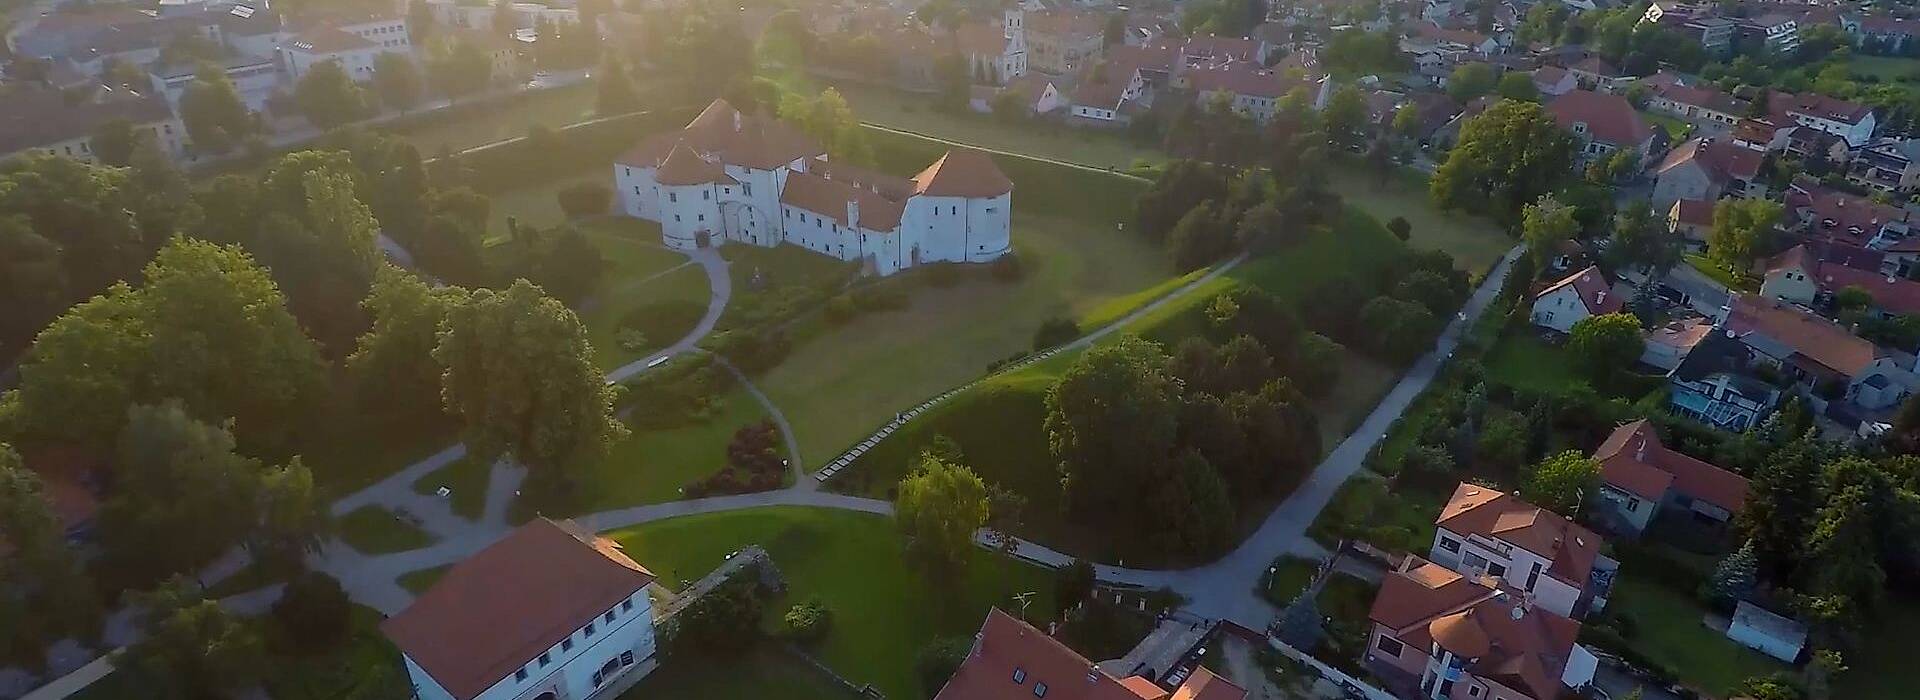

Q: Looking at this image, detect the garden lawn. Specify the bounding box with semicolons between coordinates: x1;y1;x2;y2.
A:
1845;54;1920;81
1262;557;1320;606
607;507;1054;700
622;647;855;699
1307;477;1441;553
1328;166;1512;273
757;134;1170;465
1685;253;1755;293
1639;110;1693;143
481;170;608;241
336;505;436;554
410;456;491;521
1604;575;1785;698
1838;594;1920;699
569;220;712;370
1484;331;1586;396
557;385;774;513
831;81;1164;171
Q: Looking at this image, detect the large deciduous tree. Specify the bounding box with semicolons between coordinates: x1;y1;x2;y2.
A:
597;56;642;115
893;453;991;577
427;36;495;100
1520;193;1580;270
1519;450;1600;513
1567;313;1643;381
1430;100;1575;220
1048;336;1181;529
294;61;374;130
1709;198;1783;272
434;280;628;487
0;443;102;660
126;580;269;698
372;52;424;112
349;267;469;416
99;402;264;587
180;65;257;154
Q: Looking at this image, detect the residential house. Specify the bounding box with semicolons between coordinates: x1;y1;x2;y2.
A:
1769;91;1876;147
1185;62;1320;123
1589;420;1751;537
1024;9;1104;75
1366;556;1600;700
147;50;279;111
1429;483;1618;619
972;74;1064;115
934;609;1247;700
0;88;185;163
1530;265;1622;334
1532;65;1577;96
1842;13;1920;54
1405;21;1502;58
1725;294;1919;414
1666;326;1782;431
1731;117;1792;153
1547;90;1654;162
382;518;659;700
1640;72;1746;130
1668;197;1715;247
1644;4;1735;57
1784;182;1912;250
1761;245;1920;322
281;25;394;82
1849;137;1920;193
1565;57;1626;92
1066;48;1153;123
1651;137;1766;206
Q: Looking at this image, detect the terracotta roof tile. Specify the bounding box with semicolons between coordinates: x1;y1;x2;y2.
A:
1437;483;1605;585
935;610;1245;700
912;149;1013;197
1536;265;1623;316
781;169;906;231
1671;198;1714;227
380;519;656;700
1548;90;1651;148
654;142;737;186
1593;420;1748;512
1369;558;1583;700
1727;294;1880;377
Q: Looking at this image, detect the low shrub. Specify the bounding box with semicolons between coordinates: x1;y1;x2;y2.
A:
823;294;857;325
682;420;786;497
781;599;832;644
1032;316;1081;350
556;182;613;219
851;284;910;312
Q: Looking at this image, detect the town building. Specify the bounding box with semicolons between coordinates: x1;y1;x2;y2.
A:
935;609;1247;700
613;99;1013;276
1565;57;1627;92
1530;65;1577;97
1652;137;1767;206
1641;316;1712;371
1768;91;1877;147
957;10;1029;84
1639;72;1746;130
1546;90;1653;162
1365;556;1599;700
1429;483;1618;619
1589;420;1750;537
1529;265;1621;334
1024;10;1105;75
382;518;659;700
1665;327;1782;431
0;88;185;163
1849;137;1920;193
1841;13;1920;54
1722;294;1919;418
1668;198;1715;247
1784;182;1912;250
1727;601;1807;663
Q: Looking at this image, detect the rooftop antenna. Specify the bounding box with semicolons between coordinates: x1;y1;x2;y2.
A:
1011;591;1038;619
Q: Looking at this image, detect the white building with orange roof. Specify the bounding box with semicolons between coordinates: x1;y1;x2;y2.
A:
1528;265;1622;334
613;99;1012;276
1365;556;1599;700
1429;483;1618;619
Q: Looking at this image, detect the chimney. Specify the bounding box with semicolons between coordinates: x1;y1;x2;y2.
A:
732;110;742;132
1635;437;1647;461
1595;289;1607;307
846;199;860;231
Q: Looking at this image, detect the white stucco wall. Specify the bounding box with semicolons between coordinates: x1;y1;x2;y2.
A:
1529;286;1591;334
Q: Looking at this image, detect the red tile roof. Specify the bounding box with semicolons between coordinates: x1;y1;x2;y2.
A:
654;142;737;186
1593;420;1749;513
912;149;1013;197
1770;91;1874;126
615;98;824;172
1369;558;1582;700
381;519;656;700
1547;90;1651;148
780;169;906;231
1654;138;1764;185
957;21;1014;56
1184;62;1301;99
1787;183;1908;244
1569;56;1621;78
1727;294;1879;377
1437;483;1605;586
1536;265;1624;316
935;610;1246;700
1671;198;1714;227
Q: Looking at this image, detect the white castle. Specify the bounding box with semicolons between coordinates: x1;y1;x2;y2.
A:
613;99;1014;276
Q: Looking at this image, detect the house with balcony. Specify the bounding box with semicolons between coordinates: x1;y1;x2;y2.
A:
1429;483;1618;619
1365;556;1600;700
1768;91;1876;147
1849;137;1920;193
1589;420;1751;538
382;518;659;700
1737;13;1800;55
1666;327;1782;432
1723;294;1920;418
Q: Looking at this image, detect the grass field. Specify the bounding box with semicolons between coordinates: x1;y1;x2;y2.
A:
606;507;1054;700
1306;476;1442;553
336;505;436;554
1328;166;1512;274
622;648;856;699
829;81;1164;171
393;83;599;155
410;456;491;521
756;129;1171;465
1685;253;1755;293
1845;54;1920;81
398;565;453;595
1262;557;1320;605
558;385;774;514
1484;331;1586;396
1605;575;1786;698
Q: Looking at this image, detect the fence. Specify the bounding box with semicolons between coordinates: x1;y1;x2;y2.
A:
780;645;885;699
1263;637;1398;700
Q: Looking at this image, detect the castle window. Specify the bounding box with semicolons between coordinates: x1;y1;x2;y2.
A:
703;190;710;200
670;192;678;203
606;611;617;623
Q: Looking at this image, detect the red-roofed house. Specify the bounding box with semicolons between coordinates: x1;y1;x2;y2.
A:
1547;90;1654;162
1768;90;1877;147
1589;420;1750;537
1652;137;1767;206
1566;57;1627;92
1784;181;1912;249
1762;244;1920;320
1725;294;1919;412
1365;556;1599;700
1641;72;1747;129
382;518;658;700
935;609;1246;700
1531;65;1577;97
1668;197;1715;246
1530;265;1623;334
1429;483;1617;619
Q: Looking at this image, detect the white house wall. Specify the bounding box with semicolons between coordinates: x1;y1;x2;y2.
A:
461;593;657;700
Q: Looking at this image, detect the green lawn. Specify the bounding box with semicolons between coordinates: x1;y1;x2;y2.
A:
1307;476;1441;553
335;505;436;554
1838;594;1920;698
1057;601;1157;663
398;565;453;595
392;83;599;155
622;647;856;699
1639;110;1693;143
1605;575;1786;698
830;81;1164;171
1685;253;1756;293
1484;331;1586;396
1328;166;1512;273
410;456;491;521
556;385;775;514
481;169;608;241
606;507;1054;700
1845;54;1920;81
1262;557;1320;606
757;135;1171;465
